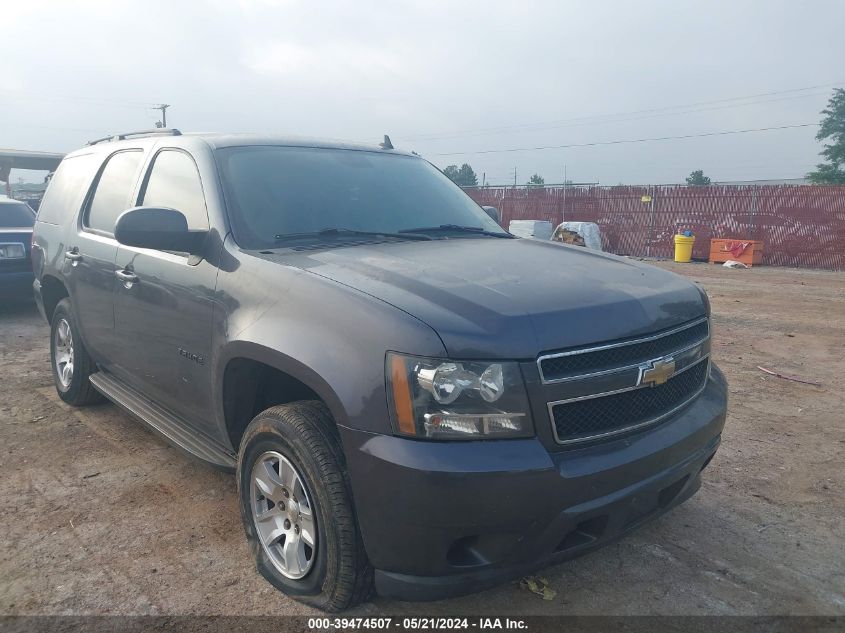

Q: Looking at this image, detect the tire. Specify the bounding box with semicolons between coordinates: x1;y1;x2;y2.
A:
237;401;373;612
50;297;104;406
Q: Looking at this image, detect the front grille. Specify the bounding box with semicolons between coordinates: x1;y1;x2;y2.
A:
540;319;709;382
550;359;709;444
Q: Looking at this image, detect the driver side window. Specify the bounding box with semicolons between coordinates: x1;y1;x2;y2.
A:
140;150;209;230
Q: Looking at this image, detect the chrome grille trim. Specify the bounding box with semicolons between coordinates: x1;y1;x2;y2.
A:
537;316;710;384
548;355;711;445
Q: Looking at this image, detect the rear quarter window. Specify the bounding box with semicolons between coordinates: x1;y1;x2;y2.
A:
36;153;101;225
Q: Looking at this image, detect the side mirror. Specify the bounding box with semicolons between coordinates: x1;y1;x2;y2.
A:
114;207;207;254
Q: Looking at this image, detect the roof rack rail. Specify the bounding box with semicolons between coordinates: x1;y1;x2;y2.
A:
87;128;182;146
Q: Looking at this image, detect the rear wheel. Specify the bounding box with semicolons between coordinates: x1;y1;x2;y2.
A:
237;401;373;611
50;298;104;406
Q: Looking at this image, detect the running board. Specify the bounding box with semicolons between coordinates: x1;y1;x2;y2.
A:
89;371;237;471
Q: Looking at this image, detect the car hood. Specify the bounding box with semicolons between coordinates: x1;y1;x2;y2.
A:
264;238;707;359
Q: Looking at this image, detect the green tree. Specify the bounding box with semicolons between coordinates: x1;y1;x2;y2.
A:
442;165;459;181
808;88;845;184
527;174;545;187
442;163;478;186
685;169;711;186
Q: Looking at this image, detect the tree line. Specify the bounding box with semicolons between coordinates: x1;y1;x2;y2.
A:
441;164;547;187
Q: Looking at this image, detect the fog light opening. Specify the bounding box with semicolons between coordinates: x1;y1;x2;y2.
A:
699;451;716;473
658;474;690;509
446;536;485;567
556;515;608;552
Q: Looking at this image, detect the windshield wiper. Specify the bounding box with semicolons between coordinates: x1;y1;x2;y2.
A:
274;227;433;243
399;224;514;238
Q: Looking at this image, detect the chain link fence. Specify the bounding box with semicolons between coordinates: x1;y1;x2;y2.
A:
465;184;845;270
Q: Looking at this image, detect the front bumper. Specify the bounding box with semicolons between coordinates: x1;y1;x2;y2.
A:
340;365;727;602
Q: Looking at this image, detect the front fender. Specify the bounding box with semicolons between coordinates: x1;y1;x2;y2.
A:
211;237;446;441
214;339;349;430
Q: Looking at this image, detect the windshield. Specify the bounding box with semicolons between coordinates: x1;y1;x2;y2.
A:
0;201;36;228
216;146;506;249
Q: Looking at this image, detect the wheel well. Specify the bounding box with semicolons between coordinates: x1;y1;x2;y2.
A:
41;275;69;323
223;358;324;451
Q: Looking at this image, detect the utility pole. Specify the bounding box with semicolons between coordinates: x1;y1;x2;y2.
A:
513;167;518;187
562;165;567;224
153;104;170;128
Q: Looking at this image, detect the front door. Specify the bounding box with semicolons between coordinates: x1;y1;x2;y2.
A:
111;148;218;429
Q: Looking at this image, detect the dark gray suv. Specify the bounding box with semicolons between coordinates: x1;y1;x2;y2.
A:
31;129;727;611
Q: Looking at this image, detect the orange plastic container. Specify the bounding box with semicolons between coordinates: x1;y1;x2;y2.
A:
709;239;764;267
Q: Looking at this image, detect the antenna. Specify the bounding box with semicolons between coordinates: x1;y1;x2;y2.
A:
379;135;394;150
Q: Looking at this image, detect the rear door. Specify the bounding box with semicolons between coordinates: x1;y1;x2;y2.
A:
65;149;144;364
111;148;218;424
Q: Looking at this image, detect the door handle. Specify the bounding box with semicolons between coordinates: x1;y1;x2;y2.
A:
65;250;82;262
115;270;139;285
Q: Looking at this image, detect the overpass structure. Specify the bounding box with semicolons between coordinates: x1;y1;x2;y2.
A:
0;148;65;197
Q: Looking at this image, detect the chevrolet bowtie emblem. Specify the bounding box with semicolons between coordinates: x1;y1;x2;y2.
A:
639;356;676;386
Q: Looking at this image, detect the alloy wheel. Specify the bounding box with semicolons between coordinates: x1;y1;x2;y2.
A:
54;318;74;390
250;451;317;579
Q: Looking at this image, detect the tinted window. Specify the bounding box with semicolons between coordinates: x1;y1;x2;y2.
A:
36;153;100;225
140;150;208;229
216;147;504;249
0;201;35;228
85;150;143;233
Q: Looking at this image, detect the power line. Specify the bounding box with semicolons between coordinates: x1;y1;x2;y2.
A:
405;91;832;143
399;81;842;142
3;123;114;134
0;90;156;109
433;123;819;157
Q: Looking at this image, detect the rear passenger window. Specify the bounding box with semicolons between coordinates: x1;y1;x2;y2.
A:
140;150;208;230
37;153;100;225
85;150;143;233
0;201;35;227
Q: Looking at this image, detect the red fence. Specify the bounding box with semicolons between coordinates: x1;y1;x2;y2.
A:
465;185;845;270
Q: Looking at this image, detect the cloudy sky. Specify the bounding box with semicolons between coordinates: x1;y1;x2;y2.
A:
3;0;844;184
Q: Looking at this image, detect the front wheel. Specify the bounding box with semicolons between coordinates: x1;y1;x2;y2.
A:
237;401;373;611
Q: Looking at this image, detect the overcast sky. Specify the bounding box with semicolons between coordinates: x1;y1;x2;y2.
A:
3;0;844;184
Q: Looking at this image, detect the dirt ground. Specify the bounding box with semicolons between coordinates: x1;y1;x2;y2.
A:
1;261;844;616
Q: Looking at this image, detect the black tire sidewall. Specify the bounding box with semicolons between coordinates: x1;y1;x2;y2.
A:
237;420;333;598
50;299;87;403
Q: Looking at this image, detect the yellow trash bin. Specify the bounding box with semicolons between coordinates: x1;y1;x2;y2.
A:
673;234;695;263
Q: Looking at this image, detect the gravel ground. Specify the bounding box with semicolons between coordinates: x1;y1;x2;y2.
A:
1;261;844;616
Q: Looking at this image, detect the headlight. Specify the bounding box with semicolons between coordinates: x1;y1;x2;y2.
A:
386;353;533;440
